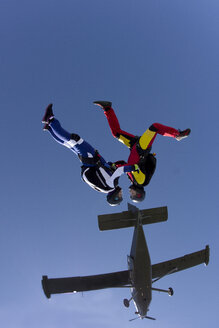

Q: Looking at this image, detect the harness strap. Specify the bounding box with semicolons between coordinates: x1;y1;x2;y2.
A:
136;142;152;159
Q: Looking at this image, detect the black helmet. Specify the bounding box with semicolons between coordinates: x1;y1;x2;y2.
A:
107;187;123;206
129;185;145;203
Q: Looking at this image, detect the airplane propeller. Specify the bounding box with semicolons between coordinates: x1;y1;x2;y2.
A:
129;315;156;321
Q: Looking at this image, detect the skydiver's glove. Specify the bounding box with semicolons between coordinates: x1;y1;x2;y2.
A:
111;163;117;171
107;162;117;172
132;164;140;173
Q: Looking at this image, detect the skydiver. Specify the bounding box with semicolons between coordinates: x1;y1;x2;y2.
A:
42;104;139;206
93;101;191;203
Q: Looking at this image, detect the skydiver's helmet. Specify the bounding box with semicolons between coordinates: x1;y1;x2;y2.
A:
129;185;145;203
107;187;123;206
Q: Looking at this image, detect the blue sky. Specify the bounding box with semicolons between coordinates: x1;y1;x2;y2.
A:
0;0;218;327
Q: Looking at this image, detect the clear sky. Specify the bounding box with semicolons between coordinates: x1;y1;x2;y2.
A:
0;0;218;327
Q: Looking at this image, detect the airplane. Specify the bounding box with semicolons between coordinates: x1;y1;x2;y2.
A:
42;203;209;321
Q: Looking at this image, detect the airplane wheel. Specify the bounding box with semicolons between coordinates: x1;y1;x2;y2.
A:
168;287;174;296
123;299;130;308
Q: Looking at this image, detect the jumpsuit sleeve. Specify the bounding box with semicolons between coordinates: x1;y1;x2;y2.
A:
110;164;137;181
103;165;136;188
109;167;127;183
114;162;138;170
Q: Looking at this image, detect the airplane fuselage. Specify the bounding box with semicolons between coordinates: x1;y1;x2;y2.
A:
128;222;152;318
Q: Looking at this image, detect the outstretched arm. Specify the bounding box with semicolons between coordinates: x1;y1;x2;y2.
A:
99;163;140;189
108;164;139;186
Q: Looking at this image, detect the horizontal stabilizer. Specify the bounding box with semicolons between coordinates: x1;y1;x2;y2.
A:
152;245;210;279
42;270;130;298
98;206;168;231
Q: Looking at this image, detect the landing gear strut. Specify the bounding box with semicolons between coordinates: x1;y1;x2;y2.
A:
151;286;174;296
123;291;137;308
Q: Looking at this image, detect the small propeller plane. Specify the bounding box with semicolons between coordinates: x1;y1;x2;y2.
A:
42;204;209;321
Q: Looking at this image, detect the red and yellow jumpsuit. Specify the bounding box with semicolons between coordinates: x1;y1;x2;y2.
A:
104;108;180;186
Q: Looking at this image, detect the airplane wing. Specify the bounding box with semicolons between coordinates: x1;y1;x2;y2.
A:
98;206;168;231
42;270;131;298
152;245;209;279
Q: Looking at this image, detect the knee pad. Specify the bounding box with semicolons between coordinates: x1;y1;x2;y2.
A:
70;133;80;142
149;124;158;132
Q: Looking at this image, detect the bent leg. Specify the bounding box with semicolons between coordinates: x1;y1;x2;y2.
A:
152;123;179;138
49;118;72;143
47;126;65;145
104;108;136;148
139;123;179;150
48;119;81;154
48;118;102;160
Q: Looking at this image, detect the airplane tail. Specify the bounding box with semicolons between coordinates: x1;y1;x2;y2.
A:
98;204;167;231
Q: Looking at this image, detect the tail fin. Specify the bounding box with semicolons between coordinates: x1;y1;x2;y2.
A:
98;204;168;231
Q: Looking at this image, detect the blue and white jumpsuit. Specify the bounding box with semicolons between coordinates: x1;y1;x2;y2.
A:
46;118;135;193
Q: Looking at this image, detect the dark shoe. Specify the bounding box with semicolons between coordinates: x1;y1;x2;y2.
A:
176;128;191;141
43;123;50;131
42;104;54;123
93;100;112;111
